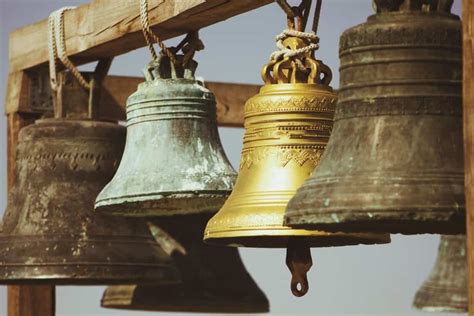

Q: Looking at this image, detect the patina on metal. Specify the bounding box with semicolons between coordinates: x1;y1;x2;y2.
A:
101;214;269;313
204;13;390;297
95;56;236;217
285;0;464;234
413;235;467;313
0;71;180;285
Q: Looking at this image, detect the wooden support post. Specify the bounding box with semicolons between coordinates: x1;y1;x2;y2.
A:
464;0;474;315
7;113;55;316
8;285;55;316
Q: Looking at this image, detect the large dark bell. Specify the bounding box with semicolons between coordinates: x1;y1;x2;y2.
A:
101;214;269;313
285;1;464;234
413;235;467;313
0;119;180;285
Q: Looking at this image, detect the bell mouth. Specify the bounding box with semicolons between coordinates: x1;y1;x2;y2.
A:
102;285;269;314
284;218;466;235
414;290;467;314
95;192;231;217
0;234;181;285
203;227;390;248
0;267;179;286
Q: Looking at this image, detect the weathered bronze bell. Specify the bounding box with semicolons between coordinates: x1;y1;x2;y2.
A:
204;31;390;297
284;0;464;234
413;235;467;313
95;56;236;217
0;71;180;284
101;215;269;313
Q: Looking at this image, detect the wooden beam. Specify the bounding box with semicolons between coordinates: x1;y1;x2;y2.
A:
463;0;474;315
100;76;257;126
5;73;258;127
7;113;55;316
8;0;272;73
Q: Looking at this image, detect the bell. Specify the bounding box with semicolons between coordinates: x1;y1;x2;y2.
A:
413;235;467;313
101;215;269;313
284;0;464;234
95;56;236;217
204;30;390;296
0;70;180;284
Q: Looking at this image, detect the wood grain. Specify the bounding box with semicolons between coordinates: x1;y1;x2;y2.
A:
8;285;55;316
463;0;474;314
5;74;258;127
100;76;258;126
8;0;272;73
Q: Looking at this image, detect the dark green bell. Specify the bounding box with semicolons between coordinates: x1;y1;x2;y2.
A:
95;56;236;217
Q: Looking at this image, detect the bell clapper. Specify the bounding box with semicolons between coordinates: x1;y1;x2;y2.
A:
286;237;313;297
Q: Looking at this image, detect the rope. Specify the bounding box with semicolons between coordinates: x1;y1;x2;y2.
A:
48;10;60;91
48;7;90;90
139;0;177;65
269;29;319;72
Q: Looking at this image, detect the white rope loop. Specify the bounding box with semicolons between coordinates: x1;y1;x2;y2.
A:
269;29;320;72
48;7;90;91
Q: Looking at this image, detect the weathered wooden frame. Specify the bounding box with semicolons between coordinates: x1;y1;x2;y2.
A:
3;0;474;315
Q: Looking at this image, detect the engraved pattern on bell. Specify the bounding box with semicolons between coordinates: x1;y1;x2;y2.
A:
284;3;465;234
413;235;467;313
0;119;180;285
101;214;269;313
204;82;390;248
95;58;236;217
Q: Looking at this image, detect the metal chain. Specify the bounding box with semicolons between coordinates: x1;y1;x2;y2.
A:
312;0;322;34
49;7;91;90
275;0;323;35
276;0;297;18
139;0;177;65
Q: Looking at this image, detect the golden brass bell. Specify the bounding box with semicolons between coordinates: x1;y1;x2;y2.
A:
0;71;180;285
101;215;269;313
204;25;390;297
413;235;467;313
95;56;236;217
284;0;464;234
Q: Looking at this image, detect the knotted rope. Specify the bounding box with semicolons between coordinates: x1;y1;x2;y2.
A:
269;29;319;72
139;0;177;64
139;0;203;68
48;7;90;91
